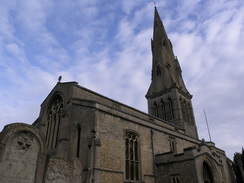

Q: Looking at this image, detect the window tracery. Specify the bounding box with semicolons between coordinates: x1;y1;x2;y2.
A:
125;131;140;181
45;95;64;150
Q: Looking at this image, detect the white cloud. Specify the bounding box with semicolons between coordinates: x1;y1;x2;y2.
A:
14;0;48;32
0;0;243;160
158;0;244;159
5;43;25;58
121;0;141;15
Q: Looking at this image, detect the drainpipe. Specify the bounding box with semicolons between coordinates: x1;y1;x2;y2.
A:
89;129;98;183
89;138;95;183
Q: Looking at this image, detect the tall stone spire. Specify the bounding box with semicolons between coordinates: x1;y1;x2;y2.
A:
147;7;189;96
146;7;198;138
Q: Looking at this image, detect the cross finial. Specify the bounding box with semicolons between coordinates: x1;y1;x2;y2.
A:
154;2;156;7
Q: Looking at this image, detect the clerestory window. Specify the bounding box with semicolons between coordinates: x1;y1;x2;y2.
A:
125;131;140;181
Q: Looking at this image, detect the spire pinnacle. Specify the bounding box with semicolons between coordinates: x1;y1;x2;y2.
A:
146;6;197;138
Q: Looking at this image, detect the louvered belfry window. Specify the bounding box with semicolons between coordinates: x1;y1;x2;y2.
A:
125;131;140;181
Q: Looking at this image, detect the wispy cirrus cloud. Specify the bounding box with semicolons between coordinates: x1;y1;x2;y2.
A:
0;0;243;159
165;0;244;158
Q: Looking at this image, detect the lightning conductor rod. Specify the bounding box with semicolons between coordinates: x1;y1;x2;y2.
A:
203;109;212;142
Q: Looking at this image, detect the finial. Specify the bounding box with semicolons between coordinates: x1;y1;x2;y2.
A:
154;2;156;7
58;76;62;83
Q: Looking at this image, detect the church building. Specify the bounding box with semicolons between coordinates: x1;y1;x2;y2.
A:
0;7;235;183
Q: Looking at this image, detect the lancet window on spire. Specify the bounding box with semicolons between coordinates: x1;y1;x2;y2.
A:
156;66;161;75
154;20;158;27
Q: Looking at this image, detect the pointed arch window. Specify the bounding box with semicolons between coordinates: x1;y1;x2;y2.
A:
45;95;64;150
180;99;187;121
185;103;190;122
161;100;166;120
153;102;159;118
166;98;174;120
125;131;140;181
203;162;213;183
180;99;192;124
156;66;161;75
187;103;193;124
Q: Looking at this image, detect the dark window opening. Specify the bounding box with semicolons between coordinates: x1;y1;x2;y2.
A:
166;98;174;120
203;162;213;183
170;175;180;183
156;66;161;75
76;125;81;157
153;102;159;118
161;100;166;120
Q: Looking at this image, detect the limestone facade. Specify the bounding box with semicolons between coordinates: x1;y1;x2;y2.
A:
0;7;235;183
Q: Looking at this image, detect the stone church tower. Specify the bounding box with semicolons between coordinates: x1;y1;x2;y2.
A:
146;8;198;138
0;7;236;183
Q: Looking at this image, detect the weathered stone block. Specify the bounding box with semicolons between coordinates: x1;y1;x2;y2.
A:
0;123;46;183
44;157;82;183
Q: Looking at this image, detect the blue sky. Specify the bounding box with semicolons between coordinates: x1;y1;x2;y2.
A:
1;0;244;159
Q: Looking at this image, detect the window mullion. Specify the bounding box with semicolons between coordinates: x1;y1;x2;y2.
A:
125;133;140;181
133;140;135;180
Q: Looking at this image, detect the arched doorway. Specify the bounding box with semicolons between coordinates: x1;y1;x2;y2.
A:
203;161;213;183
